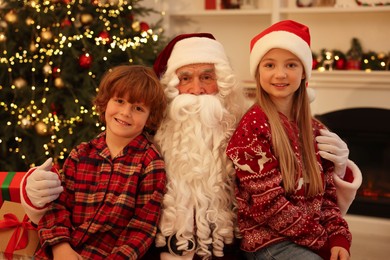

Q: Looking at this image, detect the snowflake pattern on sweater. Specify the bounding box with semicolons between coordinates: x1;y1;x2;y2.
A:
226;104;351;257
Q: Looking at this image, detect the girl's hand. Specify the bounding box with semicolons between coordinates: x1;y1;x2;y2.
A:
330;246;350;260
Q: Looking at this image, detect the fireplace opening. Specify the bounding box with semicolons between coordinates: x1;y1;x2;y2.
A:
315;107;390;219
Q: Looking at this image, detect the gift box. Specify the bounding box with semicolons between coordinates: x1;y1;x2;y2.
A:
0;200;39;260
0;172;26;207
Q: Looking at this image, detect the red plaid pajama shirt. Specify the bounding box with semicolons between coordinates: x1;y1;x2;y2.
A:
35;132;166;259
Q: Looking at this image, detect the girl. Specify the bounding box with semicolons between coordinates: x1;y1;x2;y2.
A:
226;20;351;260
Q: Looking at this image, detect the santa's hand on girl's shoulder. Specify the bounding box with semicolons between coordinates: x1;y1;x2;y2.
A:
316;129;349;179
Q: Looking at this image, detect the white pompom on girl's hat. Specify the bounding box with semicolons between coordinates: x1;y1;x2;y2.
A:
249;20;313;81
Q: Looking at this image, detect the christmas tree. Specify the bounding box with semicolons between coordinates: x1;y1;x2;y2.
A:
0;0;166;171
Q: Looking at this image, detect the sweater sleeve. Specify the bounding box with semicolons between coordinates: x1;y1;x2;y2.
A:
334;160;363;216
317;154;352;257
20;167;52;224
36;153;77;258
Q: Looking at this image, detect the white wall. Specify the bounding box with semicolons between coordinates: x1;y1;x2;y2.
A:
143;0;390;82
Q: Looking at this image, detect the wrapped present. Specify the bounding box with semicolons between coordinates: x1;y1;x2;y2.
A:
0;172;26;207
0;201;39;260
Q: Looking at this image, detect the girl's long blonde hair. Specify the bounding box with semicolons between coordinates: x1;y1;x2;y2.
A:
255;72;323;196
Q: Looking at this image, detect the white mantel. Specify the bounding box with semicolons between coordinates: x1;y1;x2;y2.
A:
309;71;390;115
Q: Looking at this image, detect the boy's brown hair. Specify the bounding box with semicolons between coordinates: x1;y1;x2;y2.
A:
94;65;167;133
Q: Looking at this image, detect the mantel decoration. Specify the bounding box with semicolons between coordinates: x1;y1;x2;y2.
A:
297;0;390;7
313;38;390;71
355;0;390;6
297;0;336;7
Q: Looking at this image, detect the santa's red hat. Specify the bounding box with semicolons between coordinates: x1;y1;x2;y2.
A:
249;20;312;81
153;33;230;79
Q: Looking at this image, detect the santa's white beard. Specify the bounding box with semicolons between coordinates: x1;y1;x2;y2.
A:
154;94;236;258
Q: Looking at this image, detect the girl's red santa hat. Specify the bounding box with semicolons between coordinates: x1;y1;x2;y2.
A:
153;33;230;79
249;20;313;81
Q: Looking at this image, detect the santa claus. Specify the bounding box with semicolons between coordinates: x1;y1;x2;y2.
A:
151;33;247;259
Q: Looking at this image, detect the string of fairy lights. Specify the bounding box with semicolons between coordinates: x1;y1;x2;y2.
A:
0;0;162;167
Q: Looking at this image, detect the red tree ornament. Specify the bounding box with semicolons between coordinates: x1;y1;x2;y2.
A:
98;31;110;43
52;67;60;78
61;18;72;27
140;22;150;32
79;53;93;69
51;103;58;115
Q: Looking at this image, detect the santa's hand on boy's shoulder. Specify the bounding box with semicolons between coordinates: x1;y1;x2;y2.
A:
26;158;64;208
316;129;349;179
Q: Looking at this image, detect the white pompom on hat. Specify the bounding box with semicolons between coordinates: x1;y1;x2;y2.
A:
249;20;313;81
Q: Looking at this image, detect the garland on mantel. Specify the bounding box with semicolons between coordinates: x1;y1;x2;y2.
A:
313;38;390;71
355;0;390;6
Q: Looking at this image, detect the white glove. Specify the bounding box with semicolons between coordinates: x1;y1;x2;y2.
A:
26;158;64;208
316;129;349;179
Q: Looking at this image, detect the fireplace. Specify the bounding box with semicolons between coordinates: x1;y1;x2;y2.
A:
309;70;390;219
281;70;390;260
315;107;390;219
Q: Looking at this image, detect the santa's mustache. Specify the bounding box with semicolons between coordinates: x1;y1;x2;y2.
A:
168;94;225;128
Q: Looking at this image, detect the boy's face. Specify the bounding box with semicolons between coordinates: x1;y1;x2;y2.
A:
105;96;150;143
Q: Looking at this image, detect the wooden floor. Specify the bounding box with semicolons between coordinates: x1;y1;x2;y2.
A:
345;214;390;260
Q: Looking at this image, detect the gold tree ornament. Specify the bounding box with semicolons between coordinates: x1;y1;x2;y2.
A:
35;121;49;135
132;21;140;32
40;30;53;42
25;17;34;26
29;42;37;52
28;0;39;6
80;13;94;25
20;117;32;129
4;10;17;23
0;20;8;29
13;77;28;89
43;64;52;76
0;32;6;42
54;77;65;88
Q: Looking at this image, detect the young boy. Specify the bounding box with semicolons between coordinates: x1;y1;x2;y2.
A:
34;65;167;259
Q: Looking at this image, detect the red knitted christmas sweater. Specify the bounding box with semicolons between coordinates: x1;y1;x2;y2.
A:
226;104;351;259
